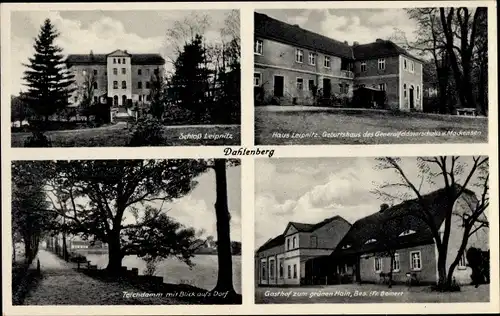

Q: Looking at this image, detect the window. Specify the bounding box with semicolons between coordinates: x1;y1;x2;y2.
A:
378;58;386;70
295;49;304;63
269;259;275;279
118;58;121;64
293;264;297;279
287;265;291;279
410;61;415;73
292;236;297;248
378;83;386;91
146;95;151;101
324;56;331;68
296;78;304;90
308;52;316;65
254;39;263;55
403;58;408;70
122;58;126;64
458;253;467;269
113;58;116;64
82;70;87;76
113;68;117;75
341;244;351;250
121;81;127;89
261;261;267;280
374;257;382;272
279;258;284;278
410;251;422;271
392;253;400;272
310;236;318;248
93;69;98;76
139;95;142;101
93;82;98;89
254;73;261;86
113;81;118;89
308;79;315;91
365;238;377;244
287;238;291;250
361;62;367;72
399;229;416;237
403;84;407;98
138;81;142;89
339;83;349;94
146;81;150;89
93;96;98;103
122;68;126;75
416;86;420;100
146;69;150;76
138;69;142;75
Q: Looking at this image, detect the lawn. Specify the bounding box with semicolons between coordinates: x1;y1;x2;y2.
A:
255;283;490;304
255;107;488;145
11;123;240;147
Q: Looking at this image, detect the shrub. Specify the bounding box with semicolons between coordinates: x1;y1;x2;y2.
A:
143;255;162;276
69;253;88;263
24;131;52;147
128;117;165;146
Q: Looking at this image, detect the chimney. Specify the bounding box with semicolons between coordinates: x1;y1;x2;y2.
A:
344;41;348;45
379;203;390;213
353;41;359;46
124;50;128;54
376;38;384;43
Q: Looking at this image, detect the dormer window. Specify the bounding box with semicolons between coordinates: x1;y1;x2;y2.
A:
399;229;416;237
365;239;377;244
341;244;351;250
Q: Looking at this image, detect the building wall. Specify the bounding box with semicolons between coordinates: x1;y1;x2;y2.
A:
107;54;132;106
313;219;352;249
255;243;285;285
254;37;354;105
359;243;437;284
354;76;400;109
130;65;164;103
399;55;423;111
353;56;399;78
68;64;107;106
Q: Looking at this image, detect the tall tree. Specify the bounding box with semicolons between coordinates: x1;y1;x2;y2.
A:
46;160;208;273
373;156;489;290
78;70;97;122
148;70;166;120
22;19;75;123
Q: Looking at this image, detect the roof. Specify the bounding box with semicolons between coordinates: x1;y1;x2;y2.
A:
287;215;351;233
254;12;423;63
65;52;165;66
254;12;354;59
353;40;424;63
333;186;476;257
256;234;284;252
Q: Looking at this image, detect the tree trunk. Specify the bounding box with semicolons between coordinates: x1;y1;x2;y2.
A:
437;250;448;288
212;159;235;295
105;232;123;274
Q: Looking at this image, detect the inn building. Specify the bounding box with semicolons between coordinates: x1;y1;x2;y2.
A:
65;49;165;108
254;12;424;111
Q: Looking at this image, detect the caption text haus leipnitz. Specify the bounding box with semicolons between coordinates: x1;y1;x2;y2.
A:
66;49;165;121
254;12;423;111
255;188;488;286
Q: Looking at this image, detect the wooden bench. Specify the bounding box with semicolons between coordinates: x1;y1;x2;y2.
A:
456;108;477;116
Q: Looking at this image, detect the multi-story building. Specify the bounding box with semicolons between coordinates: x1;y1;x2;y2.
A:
254;12;424;111
66;49;165;108
255;216;351;286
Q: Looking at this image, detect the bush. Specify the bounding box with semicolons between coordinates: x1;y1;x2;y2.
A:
128;117;165;146
24;131;52;147
466;247;490;286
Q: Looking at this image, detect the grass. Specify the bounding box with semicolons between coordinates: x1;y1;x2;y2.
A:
255;107;488;145
255;283;490;304
11;124;240;147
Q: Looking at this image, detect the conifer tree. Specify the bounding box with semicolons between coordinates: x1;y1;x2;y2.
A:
22;19;75;122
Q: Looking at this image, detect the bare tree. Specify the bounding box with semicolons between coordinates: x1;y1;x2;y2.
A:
372;156;489;290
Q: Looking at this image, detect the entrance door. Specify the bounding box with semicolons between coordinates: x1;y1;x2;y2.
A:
323;78;331;97
122;95;127;107
409;86;415;109
274;75;284;97
113;95;118;106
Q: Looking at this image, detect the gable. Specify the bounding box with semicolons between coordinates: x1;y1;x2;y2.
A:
284;224;298;236
107;49;131;57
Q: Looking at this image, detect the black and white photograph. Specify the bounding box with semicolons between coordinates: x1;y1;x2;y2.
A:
11;159;241;305
9;9;240;147
255;156;490;303
254;8;489;145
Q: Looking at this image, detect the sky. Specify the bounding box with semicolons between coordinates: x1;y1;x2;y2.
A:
257;8;418;46
10;9;236;95
254;156;487;248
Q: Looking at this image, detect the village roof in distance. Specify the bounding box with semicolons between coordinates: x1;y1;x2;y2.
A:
65;52;165;66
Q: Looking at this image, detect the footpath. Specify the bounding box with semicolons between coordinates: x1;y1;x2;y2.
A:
23;249;181;305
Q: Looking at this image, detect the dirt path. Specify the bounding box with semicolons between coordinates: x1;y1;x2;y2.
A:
23;250;181;305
